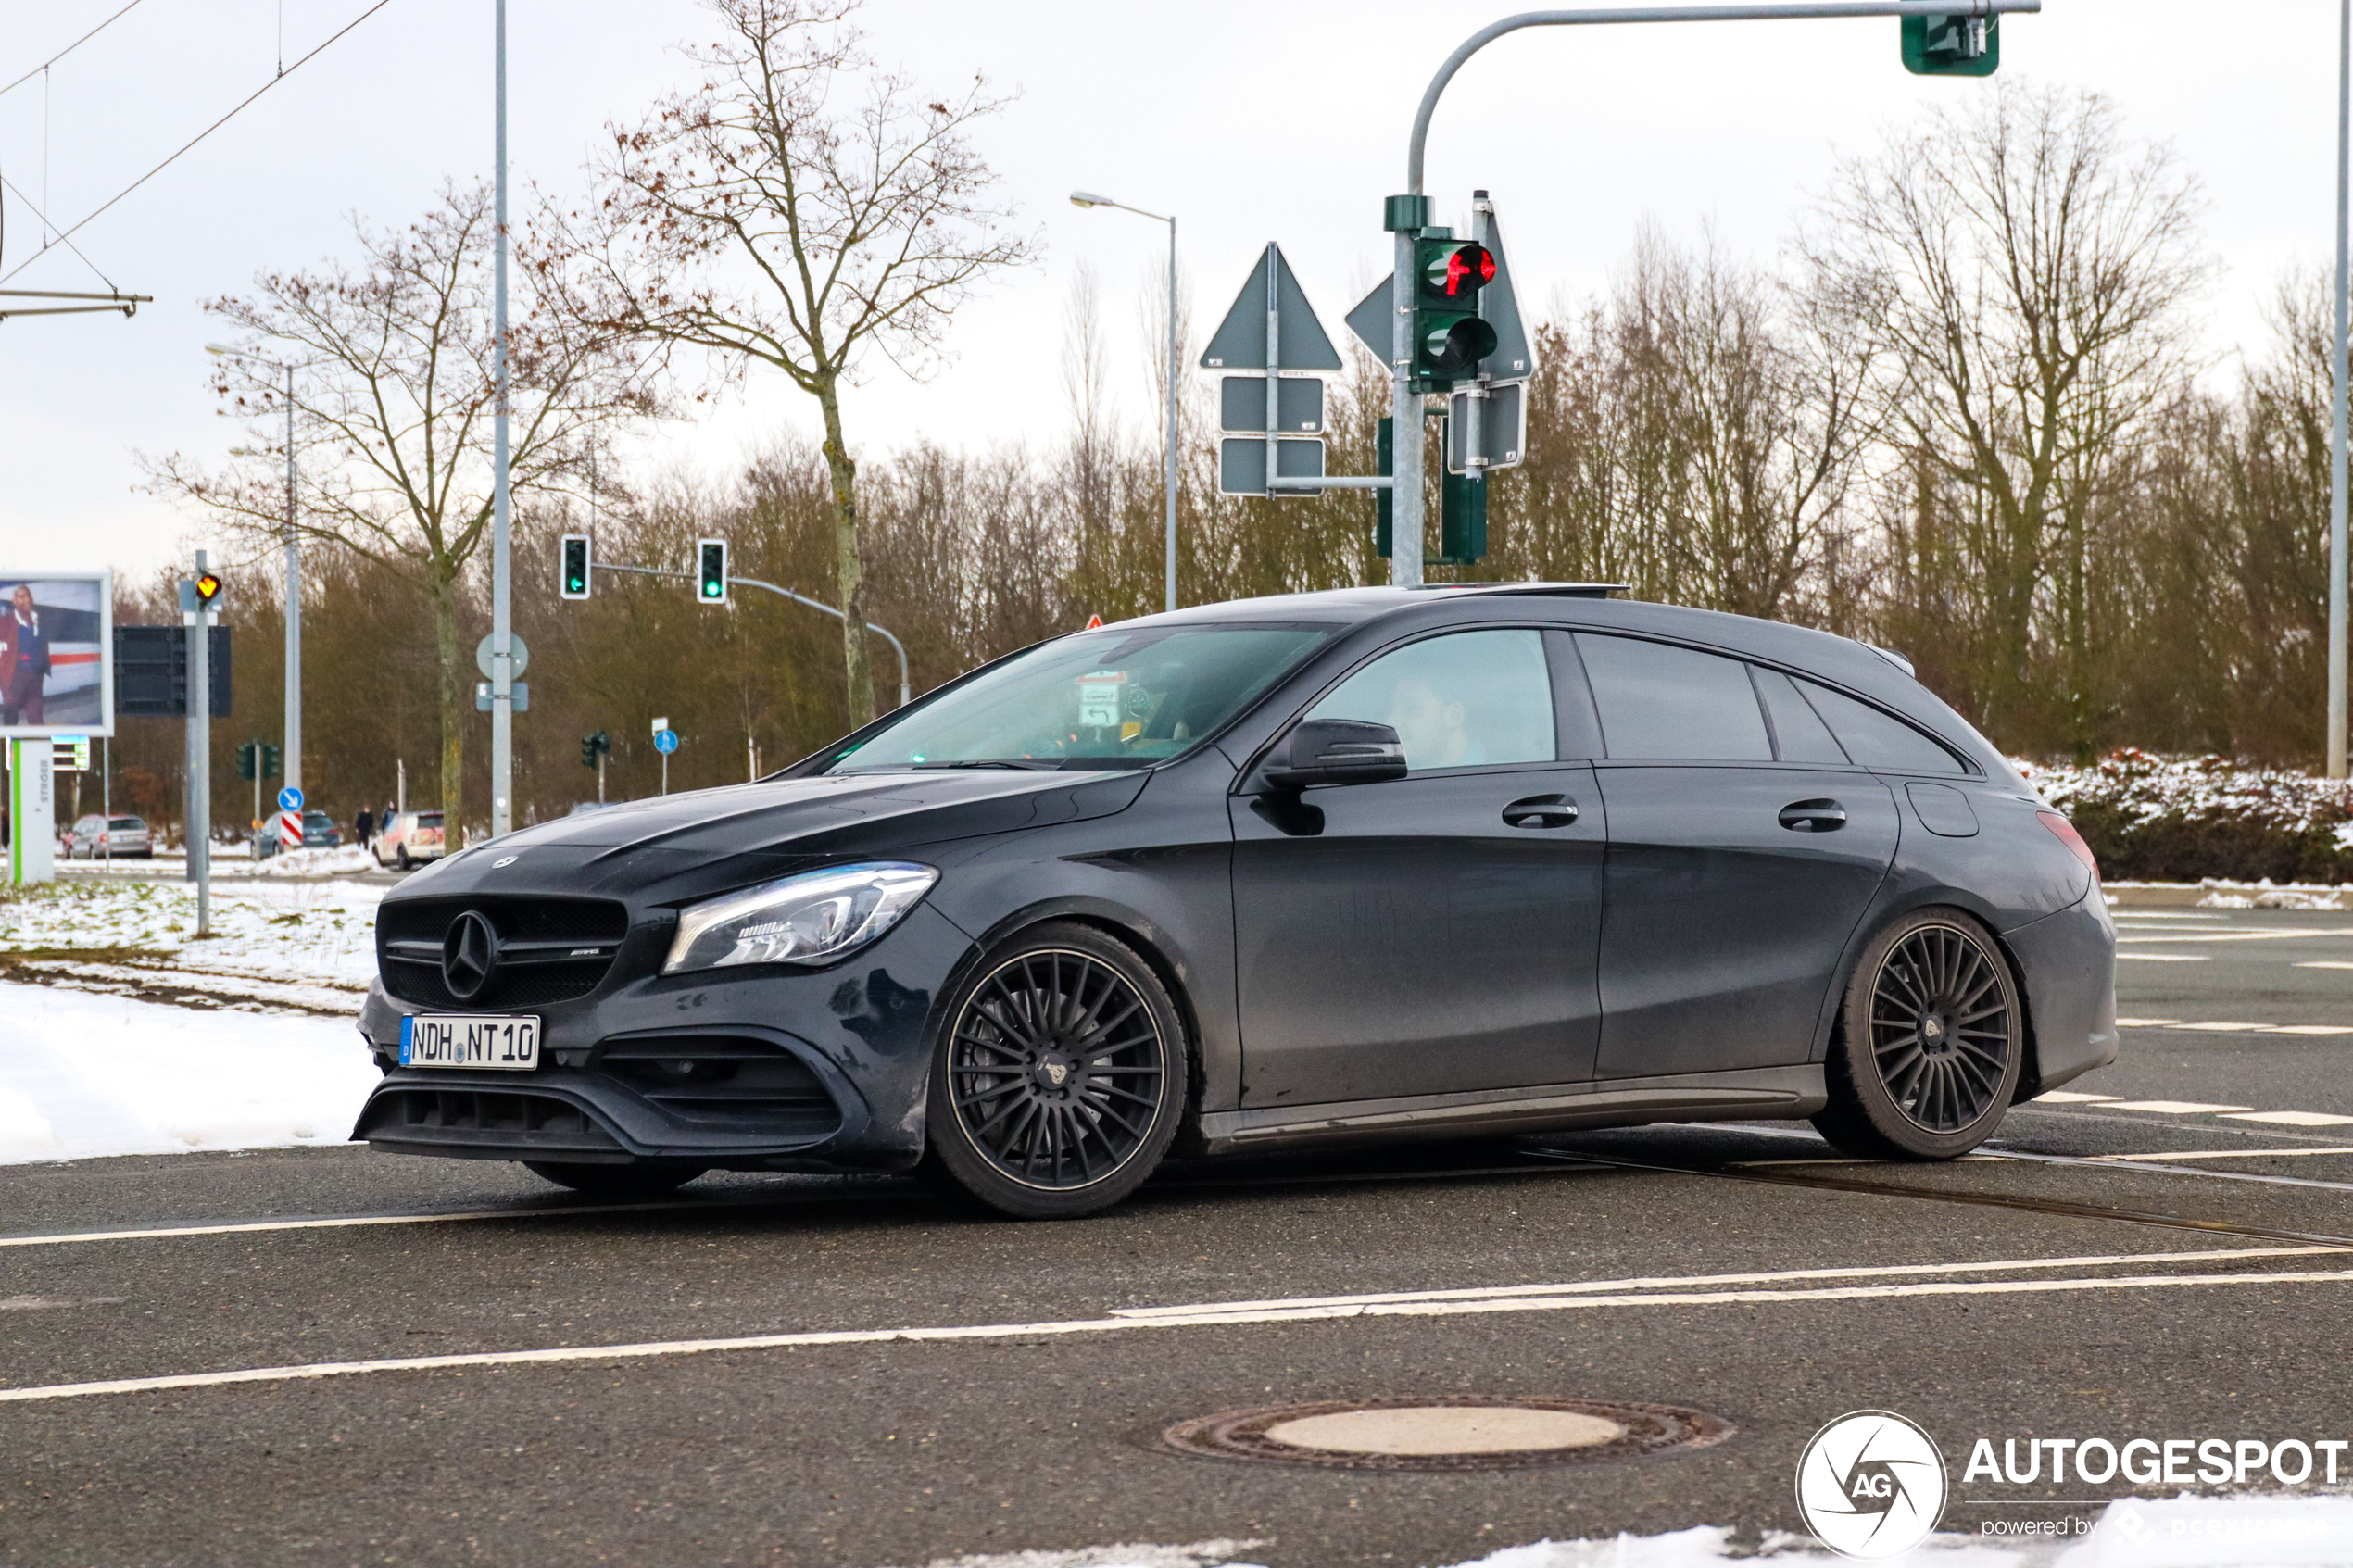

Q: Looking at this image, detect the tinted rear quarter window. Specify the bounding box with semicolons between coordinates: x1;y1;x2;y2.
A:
1796;681;1966;775
1576;634;1773;761
1752;668;1848;765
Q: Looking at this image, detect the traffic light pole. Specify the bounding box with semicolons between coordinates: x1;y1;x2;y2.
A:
1386;0;2044;583
188;550;211;938
592;561;913;709
487;0;518;837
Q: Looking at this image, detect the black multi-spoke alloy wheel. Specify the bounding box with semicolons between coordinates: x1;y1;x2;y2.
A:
1814;907;2023;1160
926;922;1188;1219
522;1160;708;1198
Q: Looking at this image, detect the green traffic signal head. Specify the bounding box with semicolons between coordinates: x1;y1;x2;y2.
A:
1421;317;1499;379
560;535;592;600
1419;241;1495;303
698;539;729;604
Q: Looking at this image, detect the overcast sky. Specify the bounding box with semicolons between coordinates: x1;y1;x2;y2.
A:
0;0;2336;582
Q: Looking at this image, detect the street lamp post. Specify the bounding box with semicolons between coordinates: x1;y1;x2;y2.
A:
1069;190;1178;616
207;343;301;797
2331;0;2350;779
488;0;517;834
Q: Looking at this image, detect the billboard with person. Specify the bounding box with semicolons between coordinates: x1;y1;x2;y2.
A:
0;573;112;737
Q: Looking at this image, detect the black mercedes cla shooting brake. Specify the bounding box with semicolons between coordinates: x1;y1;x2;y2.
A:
355;585;2117;1219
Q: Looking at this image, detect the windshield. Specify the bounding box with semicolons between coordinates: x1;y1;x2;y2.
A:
108;817;143;830
825;622;1339;774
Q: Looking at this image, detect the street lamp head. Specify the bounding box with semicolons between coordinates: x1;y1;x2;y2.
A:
204;342;237;357
1069;190;1114;210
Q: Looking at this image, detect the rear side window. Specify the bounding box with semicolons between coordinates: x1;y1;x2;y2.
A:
1752;668;1848;765
1576;634;1773;761
1308;629;1554;772
1796;680;1967;775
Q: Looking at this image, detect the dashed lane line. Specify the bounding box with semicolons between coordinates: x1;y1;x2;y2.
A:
4;1257;2351;1406
2095;1148;2353;1161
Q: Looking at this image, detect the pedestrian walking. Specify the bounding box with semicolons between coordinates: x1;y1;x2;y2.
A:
356;805;375;848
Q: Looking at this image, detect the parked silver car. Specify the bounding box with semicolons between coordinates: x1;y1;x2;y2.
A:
64;814;154;859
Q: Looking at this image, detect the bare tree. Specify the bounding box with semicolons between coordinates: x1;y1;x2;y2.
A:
143;182;658;816
1806;83;2210;759
558;0;1031;726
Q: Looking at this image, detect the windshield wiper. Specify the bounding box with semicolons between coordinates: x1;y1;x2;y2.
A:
912;759;1064;771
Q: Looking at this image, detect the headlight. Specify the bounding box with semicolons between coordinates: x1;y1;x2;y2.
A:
663;862;938;975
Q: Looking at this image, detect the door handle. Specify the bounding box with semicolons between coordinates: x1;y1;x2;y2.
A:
1502;794;1579;829
1779;798;1847;833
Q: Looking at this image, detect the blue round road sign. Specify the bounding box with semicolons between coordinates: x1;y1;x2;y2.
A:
653;729;680;755
277;786;305;813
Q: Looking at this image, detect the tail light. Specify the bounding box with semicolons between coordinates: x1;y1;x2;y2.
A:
2037;810;2099;883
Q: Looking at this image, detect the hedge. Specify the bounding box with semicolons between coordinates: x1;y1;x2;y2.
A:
2014;751;2353;885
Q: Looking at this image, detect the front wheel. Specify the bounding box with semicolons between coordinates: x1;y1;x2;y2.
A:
925;922;1189;1220
522;1160;706;1198
1813;908;2023;1160
396;846;412;870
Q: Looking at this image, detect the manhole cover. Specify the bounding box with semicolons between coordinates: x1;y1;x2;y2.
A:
1158;1396;1734;1473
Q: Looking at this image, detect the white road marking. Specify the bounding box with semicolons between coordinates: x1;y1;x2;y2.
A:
2116;929;2353;944
6;1263;2353;1406
2113;1019;2181;1028
2033;1091;2121;1103
2171;1022;2272;1034
2117;953;2208;962
1106;1245;2343;1318
0;1296;125;1311
2223;1110;2353;1127
2263;1025;2353;1035
0;1195;851;1251
2099;1100;2254;1114
2095;1148;2353;1161
2296;961;2353;971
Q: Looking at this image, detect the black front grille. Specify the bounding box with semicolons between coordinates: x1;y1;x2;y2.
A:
593;1036;840;1135
356;1086;623;1154
380;897;629;1011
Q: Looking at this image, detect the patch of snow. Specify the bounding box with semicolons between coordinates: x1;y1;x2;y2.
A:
900;1543;1265;1568
0;981;379;1163
0;878;383;990
2197;887;2344;909
248;846;378;879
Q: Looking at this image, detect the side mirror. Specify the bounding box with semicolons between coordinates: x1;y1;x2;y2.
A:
1262;719;1408;791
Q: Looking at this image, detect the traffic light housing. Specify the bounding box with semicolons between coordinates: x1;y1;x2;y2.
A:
581;730;610;771
261;744;282;779
698;539;729;604
193;571;225;606
1411;235;1498;391
1901;14;1998;76
560;534;592;599
1373;415;1488;566
236;741;258;782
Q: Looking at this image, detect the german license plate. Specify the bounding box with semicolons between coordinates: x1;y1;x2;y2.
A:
399;1014;541;1071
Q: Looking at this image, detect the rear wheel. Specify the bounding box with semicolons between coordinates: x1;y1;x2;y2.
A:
522;1160;706;1198
1814;908;2022;1160
925;922;1188;1220
396;846;412;870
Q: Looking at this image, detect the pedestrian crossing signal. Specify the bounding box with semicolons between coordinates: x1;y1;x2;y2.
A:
698;539;729;605
560;535;591;599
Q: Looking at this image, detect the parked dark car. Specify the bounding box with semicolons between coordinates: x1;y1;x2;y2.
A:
354;586;2116;1218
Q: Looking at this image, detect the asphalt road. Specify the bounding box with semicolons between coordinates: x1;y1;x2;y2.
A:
5;906;2353;1566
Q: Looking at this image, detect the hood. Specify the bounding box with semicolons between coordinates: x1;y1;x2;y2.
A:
396;769;1150;905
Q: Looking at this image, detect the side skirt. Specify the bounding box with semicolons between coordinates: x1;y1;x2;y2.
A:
1195;1065;1825;1156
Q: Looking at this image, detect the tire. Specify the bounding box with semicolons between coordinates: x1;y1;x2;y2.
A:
1814;907;2023;1160
522;1160;707;1198
396;846;412;870
925;922;1189;1220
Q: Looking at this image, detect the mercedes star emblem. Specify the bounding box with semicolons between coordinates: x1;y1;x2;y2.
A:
441;909;500;1000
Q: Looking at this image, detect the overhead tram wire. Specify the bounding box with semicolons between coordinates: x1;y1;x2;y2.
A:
0;0;396;288
0;0;153;99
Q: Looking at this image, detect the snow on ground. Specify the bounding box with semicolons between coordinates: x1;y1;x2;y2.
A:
0;876;381;1013
0;981;379;1164
897;1499;2353;1568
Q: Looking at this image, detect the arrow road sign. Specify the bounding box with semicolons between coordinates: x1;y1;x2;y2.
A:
277;785;304;814
1199;244;1339;371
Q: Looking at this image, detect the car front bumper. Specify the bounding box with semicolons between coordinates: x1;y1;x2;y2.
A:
350;903;973;1171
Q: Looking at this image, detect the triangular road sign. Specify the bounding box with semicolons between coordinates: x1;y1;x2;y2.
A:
1346;278;1391;362
1475;206;1532;382
1199;244;1340;372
